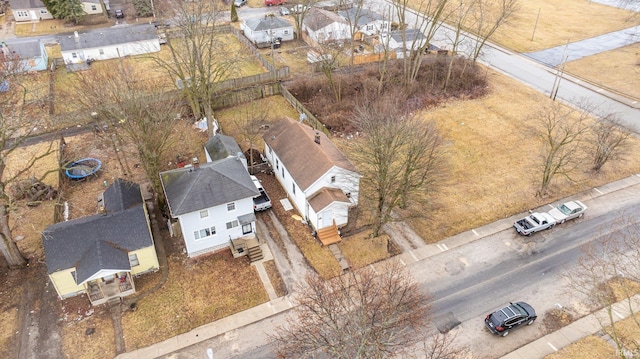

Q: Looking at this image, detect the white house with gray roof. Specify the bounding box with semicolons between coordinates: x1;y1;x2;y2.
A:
303;8;350;44
59;23;160;66
241;16;294;46
160;156;259;258
8;0;53;22
42;179;159;306
9;0;103;22
379;28;429;53
337;8;388;37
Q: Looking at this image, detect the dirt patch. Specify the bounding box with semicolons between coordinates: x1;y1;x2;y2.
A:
264;260;288;297
543;308;576;334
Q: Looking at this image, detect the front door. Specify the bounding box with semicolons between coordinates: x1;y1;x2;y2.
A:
322;210;333;228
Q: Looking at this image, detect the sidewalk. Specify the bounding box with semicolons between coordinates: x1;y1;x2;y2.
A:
116;172;640;359
502;295;640;359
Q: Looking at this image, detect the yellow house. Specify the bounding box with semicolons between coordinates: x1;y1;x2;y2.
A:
42;179;159;306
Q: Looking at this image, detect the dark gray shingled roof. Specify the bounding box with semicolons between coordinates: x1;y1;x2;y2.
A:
2;38;44;59
8;0;45;10
103;178;143;212
42;180;153;277
160;157;259;217
338;8;382;27
204;134;246;163
75;240;131;284
244;17;292;31
58;23;157;52
388;28;426;43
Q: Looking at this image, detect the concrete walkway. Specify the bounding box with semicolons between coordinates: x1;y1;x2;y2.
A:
251;243;279;301
115;172;640;359
502;295;640;359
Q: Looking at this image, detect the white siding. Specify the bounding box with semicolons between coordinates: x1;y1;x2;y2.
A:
61;39;160;64
178;197;255;257
305;166;360;206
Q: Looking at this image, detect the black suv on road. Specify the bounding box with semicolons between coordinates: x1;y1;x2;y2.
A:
484;302;536;337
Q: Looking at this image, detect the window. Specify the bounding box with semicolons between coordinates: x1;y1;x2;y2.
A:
242;223;252;235
91;5;97;10
292;183;296;195
366;24;373;31
194;226;216;240
99;49;104;55
129;253;140;267
199;209;209;218
330;175;336;183
17;11;28;16
346;192;351;198
282;167;285;178
227;202;236;211
275;159;279;170
40;10;48;14
284;29;290;35
226;220;239;229
72;53;78;58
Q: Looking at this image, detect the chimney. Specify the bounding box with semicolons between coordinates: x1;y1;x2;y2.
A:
192;157;199;169
74;31;79;43
314;132;321;144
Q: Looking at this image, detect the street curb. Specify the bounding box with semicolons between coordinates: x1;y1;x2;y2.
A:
115;172;640;358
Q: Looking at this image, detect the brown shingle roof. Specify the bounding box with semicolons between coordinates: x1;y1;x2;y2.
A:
263;117;358;191
308;187;350;212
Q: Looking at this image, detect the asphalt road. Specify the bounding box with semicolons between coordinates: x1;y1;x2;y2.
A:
161;182;640;358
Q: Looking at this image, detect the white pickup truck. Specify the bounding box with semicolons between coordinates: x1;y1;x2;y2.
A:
251;176;272;211
513;212;556;236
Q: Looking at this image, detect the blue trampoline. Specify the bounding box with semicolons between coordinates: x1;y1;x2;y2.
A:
65;158;102;179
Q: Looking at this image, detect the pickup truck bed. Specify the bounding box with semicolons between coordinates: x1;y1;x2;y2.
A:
513;212;556;236
251;176;272;211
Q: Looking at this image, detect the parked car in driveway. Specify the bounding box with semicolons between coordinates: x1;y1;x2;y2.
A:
513;212;556;236
114;9;124;18
548;200;587;224
485;302;537;337
279;6;290;15
234;0;247;7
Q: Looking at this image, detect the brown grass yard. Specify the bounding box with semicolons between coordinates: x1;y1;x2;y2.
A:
545;311;640;359
332;67;640;243
430;0;640;53
544;335;618;359
120;252;269;352
563;42;640;101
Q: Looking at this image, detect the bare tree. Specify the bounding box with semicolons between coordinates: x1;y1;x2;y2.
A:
391;0;452;84
443;0;473;92
233;99;269;168
0;52;56;267
588;114;633;173
271;262;431;358
563;215;640;358
153;0;236;137
469;0;520;62
351;97;446;237
73;62;183;196
534;102;590;197
291;0;317;40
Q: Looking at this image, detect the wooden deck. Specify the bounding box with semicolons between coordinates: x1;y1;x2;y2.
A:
317;222;341;246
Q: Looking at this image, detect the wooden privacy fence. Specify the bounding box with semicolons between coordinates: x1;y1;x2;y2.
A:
279;85;330;136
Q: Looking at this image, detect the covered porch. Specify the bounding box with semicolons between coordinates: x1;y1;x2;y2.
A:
85;271;135;306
